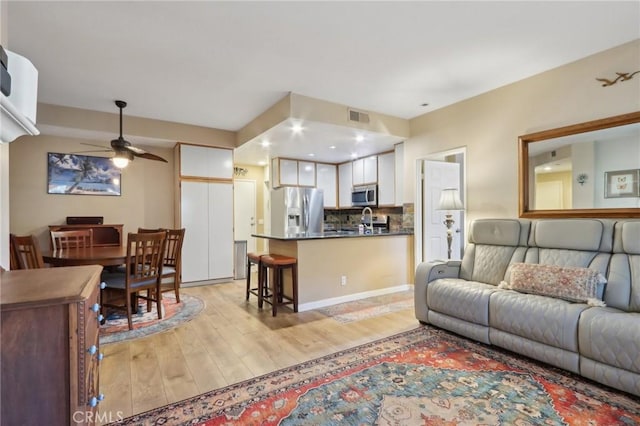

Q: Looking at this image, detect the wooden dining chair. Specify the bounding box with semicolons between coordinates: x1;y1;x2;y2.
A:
100;231;166;330
50;229;93;250
138;227;186;303
10;234;45;269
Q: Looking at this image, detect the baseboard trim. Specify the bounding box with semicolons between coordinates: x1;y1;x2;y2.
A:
298;284;414;312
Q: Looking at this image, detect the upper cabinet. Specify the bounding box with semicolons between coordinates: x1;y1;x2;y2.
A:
272;158;317;187
338;162;353;208
1;50;40;143
316;163;337;208
377;151;395;206
179;144;233;179
352;156;378;186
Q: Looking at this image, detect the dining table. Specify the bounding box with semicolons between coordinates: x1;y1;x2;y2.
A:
42;246;128;267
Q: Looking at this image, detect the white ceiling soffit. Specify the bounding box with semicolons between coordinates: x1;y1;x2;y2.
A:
7;1;639;133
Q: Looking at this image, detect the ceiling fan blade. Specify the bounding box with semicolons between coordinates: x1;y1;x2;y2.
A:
72;150;113;154
132;151;168;163
81;142;111;149
125;145;146;154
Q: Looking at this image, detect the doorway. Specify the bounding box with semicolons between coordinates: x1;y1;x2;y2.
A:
234;179;257;254
415;147;466;265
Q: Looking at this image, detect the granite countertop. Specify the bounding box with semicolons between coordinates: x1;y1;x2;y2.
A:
252;230;414;241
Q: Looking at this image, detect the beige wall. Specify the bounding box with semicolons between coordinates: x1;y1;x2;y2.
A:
233;164;268;252
9;135;174;250
405;39;640;223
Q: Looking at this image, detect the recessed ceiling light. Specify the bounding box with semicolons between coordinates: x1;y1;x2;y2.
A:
258;160;266;166
544;166;552;171
261;140;270;147
308;153;315;157
291;123;303;133
355;135;364;142
329;145;336;149
351;153;358;159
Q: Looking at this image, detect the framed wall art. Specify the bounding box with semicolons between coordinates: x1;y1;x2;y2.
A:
47;153;121;196
604;168;639;198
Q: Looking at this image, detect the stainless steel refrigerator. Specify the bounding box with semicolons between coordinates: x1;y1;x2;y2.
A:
270;186;324;236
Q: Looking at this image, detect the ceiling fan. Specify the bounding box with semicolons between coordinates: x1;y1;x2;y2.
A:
79;100;168;168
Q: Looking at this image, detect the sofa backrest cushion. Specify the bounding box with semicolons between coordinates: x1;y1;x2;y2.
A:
608;221;640;312
460;219;530;285
525;219;613;277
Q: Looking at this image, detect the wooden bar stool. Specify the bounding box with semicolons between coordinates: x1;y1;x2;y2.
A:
260;254;298;316
246;252;269;305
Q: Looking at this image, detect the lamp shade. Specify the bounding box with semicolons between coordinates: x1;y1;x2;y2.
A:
437;188;464;211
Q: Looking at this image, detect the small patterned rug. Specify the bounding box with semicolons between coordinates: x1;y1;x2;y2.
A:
317;290;414;323
112;325;640;425
99;293;204;345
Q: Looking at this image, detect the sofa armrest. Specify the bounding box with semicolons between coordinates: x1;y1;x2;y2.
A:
414;260;462;322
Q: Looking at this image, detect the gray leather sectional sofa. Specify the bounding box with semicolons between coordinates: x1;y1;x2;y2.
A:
415;218;640;397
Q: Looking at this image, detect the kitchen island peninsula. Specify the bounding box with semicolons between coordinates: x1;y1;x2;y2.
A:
252;231;413;311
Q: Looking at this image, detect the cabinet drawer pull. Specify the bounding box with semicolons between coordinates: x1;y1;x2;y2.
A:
98;314;104;322
98;353;104;361
89;396;97;407
88;345;97;355
100;282;106;289
91;303;100;313
98;393;105;401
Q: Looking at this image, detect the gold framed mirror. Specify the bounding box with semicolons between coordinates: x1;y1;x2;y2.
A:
519;111;640;218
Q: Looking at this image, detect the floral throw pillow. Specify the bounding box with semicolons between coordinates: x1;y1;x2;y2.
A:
499;263;607;306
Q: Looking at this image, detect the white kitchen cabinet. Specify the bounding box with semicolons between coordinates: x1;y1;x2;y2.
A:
179;144;233;179
352;156;378;186
316;163;337;208
394;142;404;206
298;161;316;186
279;159;299;186
338;162;353;208
377;151;395;206
180;181;234;283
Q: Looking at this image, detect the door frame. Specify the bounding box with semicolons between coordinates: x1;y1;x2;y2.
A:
233;179;257;255
415;147;467;266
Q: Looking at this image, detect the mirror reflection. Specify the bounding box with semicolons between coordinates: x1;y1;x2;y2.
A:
519;112;640;218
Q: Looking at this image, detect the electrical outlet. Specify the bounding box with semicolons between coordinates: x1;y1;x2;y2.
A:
340;275;347;286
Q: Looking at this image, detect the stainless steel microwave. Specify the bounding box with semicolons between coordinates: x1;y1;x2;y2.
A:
351;184;377;207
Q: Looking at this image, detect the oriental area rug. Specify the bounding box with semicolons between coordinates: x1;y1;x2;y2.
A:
99;293;204;345
112;326;640;425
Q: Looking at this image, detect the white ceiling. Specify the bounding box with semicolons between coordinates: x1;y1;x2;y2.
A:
6;1;640;165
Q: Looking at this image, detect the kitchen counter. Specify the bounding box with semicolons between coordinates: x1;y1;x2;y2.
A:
252;232;414;311
252;229;413;241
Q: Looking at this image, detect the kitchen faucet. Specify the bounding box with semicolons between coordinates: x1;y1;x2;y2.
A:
362;207;373;233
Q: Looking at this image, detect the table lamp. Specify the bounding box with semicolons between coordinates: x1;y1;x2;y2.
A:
437;188;464;259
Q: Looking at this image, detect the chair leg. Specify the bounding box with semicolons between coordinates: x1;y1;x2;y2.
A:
156;285;163;319
147;289;153;312
245;258;251;301
292;264;298;313
125;293;133;330
271;266;278;317
174;277;180;303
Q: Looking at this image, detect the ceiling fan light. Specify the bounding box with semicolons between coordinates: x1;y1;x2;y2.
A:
112;156;130;168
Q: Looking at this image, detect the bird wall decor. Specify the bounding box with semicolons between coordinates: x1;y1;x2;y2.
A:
596;71;640;87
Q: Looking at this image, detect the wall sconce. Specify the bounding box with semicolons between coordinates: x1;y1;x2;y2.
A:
577;173;588;186
437;188;465;259
234;166;248;177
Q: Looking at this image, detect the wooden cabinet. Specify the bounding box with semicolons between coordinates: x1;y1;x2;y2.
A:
1;266;104;425
316;163;337;208
352;156;378;186
338;162;353;208
176;143;234;284
48;224;123;248
377;151;395;206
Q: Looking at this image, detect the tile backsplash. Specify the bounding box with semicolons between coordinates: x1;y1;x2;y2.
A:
324;203;414;232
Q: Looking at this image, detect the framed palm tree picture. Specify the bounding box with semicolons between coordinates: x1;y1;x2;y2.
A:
47;153;121;196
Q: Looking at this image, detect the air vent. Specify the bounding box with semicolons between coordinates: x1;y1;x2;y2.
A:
348;109;370;124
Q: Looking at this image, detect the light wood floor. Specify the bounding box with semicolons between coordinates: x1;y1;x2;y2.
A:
97;278;418;423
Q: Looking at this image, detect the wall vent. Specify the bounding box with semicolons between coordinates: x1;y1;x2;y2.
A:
348;109;370;124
